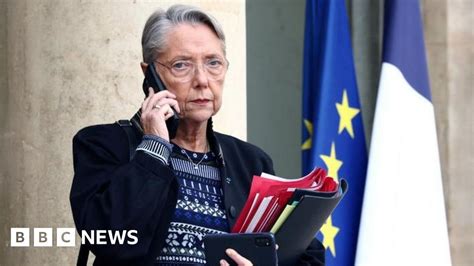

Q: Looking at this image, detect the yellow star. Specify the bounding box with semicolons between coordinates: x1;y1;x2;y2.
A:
319;142;343;181
336;89;360;138
320;216;340;257
319;143;343;257
301;119;313;150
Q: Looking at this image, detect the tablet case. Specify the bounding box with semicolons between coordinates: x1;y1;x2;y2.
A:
204;233;277;266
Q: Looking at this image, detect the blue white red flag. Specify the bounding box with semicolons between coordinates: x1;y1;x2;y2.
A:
355;1;451;265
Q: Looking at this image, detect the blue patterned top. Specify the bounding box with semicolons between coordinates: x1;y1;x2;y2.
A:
155;143;229;265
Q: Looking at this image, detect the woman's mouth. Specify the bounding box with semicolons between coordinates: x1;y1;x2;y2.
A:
191;99;210;105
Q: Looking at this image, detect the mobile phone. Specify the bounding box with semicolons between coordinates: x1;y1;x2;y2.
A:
142;62;179;139
204;233;277;266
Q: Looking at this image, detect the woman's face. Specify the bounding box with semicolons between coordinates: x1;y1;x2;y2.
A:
156;23;226;124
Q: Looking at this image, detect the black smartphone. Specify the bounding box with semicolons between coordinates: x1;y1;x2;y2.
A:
204;233;277;266
142;62;179;139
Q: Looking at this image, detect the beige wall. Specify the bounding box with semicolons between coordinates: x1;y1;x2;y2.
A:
423;0;473;265
0;0;246;265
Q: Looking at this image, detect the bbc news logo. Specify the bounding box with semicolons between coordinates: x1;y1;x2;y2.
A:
10;228;138;247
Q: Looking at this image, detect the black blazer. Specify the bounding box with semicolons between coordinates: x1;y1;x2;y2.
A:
70;119;324;265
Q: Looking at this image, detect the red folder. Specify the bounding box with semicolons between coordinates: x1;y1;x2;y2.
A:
231;167;337;233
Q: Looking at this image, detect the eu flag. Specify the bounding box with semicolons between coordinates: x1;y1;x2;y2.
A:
301;0;367;265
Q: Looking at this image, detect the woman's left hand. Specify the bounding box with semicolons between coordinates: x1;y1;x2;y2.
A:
219;248;253;266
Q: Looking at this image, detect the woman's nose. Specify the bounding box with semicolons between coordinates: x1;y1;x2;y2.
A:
192;64;209;87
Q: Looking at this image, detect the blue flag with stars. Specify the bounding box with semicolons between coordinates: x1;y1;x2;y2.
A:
301;0;367;265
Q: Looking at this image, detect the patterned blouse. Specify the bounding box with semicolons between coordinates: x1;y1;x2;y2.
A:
155;143;229;265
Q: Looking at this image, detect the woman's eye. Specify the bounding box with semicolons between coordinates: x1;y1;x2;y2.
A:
172;61;190;70
207;59;223;68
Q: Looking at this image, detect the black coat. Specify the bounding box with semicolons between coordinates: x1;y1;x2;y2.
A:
70;119;324;265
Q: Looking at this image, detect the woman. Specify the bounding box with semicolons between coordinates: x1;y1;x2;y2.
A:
70;5;324;266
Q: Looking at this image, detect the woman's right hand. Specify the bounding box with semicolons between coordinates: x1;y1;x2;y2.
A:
140;87;180;142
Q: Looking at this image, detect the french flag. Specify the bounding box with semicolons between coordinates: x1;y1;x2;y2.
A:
355;1;451;265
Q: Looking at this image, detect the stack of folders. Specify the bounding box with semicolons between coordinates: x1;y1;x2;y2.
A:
231;167;348;265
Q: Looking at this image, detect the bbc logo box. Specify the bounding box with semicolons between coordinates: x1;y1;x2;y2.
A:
10;228;76;247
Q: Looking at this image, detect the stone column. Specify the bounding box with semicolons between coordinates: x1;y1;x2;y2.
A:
423;0;473;265
445;0;473;265
349;0;382;147
0;1;246;265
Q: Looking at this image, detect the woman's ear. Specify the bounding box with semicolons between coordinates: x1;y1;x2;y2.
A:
140;62;148;74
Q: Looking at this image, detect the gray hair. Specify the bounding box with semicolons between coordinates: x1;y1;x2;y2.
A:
141;4;226;63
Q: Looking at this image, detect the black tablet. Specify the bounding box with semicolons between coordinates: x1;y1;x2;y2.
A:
204;233;277;266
